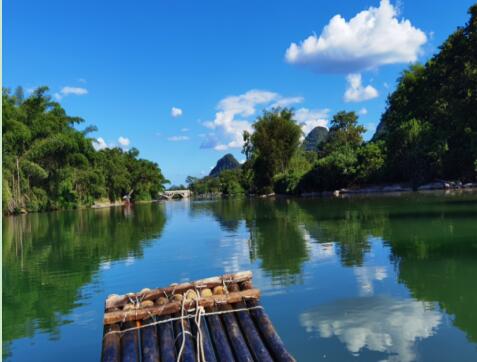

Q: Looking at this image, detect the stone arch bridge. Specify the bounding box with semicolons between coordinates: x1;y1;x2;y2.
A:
160;190;192;200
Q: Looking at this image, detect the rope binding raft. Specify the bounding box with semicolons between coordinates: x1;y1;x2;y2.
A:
101;270;296;362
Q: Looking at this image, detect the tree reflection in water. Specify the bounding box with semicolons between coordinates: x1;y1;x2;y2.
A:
2;204;167;356
191;194;477;347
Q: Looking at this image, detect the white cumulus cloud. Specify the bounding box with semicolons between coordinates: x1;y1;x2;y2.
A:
93;136;130;150
54;86;88;100
118;136;130;148
344;73;378;102
168;135;190;142
285;0;427;73
171;107;183;118
294;107;329;136
92;137;108;150
202;90;278;151
270;96;304;109
202;90;313;151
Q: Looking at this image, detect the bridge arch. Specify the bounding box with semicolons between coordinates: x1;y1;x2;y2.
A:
160;190;192;200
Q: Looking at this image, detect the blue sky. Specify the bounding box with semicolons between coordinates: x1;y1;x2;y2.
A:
4;0;475;185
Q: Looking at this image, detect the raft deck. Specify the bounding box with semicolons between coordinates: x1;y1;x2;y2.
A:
102;271;295;362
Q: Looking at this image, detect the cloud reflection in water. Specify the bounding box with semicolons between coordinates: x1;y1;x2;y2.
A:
300;296;441;362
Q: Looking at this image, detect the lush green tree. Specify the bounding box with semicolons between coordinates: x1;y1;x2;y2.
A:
322;111;366;155
188;169;245;196
2;87;168;214
297;111;369;192
376;5;477;182
185;176;198;187
273;150;316;194
218;169;243;195
188;176;222;195
243;108;302;193
355;141;387;184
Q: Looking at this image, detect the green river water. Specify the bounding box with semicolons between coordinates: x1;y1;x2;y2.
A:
2;192;477;361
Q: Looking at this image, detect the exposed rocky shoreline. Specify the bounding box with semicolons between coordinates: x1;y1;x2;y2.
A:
301;180;477;197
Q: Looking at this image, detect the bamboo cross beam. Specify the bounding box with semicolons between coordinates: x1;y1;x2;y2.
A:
103;288;260;325
105;271;253;310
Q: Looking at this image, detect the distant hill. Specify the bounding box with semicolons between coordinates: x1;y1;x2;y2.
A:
302;126;329;152
209;153;240;177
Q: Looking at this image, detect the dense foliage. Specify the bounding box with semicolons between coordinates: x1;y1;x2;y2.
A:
209;153;240;177
375;4;477;183
243;108;303;193
187;168;246;196
188;108;386;196
2;87;168;214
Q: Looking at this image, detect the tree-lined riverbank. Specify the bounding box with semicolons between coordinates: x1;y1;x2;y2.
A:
188;5;477;198
2;88;169;215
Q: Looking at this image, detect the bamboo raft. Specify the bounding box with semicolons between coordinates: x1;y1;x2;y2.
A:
102;271;295;362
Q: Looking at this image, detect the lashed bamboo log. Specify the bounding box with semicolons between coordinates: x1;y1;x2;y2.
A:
158;315;176;362
106;271;253;310
239;280;295;362
104;289;260;325
140;318;160;362
239;281;295;362
173;312;196;362
245;299;296;362
102;323;121;362
218;303;254;362
228;284;273;362
205;306;236;362
120;321;140;362
189;314;217;362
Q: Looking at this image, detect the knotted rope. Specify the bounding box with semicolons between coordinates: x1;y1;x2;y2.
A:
104;279;259;362
103;304;263;338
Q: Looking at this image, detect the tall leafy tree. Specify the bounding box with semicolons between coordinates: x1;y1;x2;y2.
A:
243;108;302;193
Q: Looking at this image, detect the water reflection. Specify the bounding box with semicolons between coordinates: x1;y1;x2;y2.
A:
300;296;442;362
191;195;477;349
3;193;477;361
192;199;310;284
353;265;388;296
2;204;166;356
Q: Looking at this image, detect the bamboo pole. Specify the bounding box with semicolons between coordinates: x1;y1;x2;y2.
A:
189;313;217;362
218;303;254;362
140;318;160;362
106;271;253;310
120;321;140;362
104;289;260;325
157;315;176;362
101;323;121;362
205;306;236;362
228;284;273;362
239;281;295;362
245;299;296;362
173;312;196;362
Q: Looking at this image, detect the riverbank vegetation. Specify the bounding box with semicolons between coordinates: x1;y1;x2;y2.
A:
188;5;477;196
2;87;169;214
